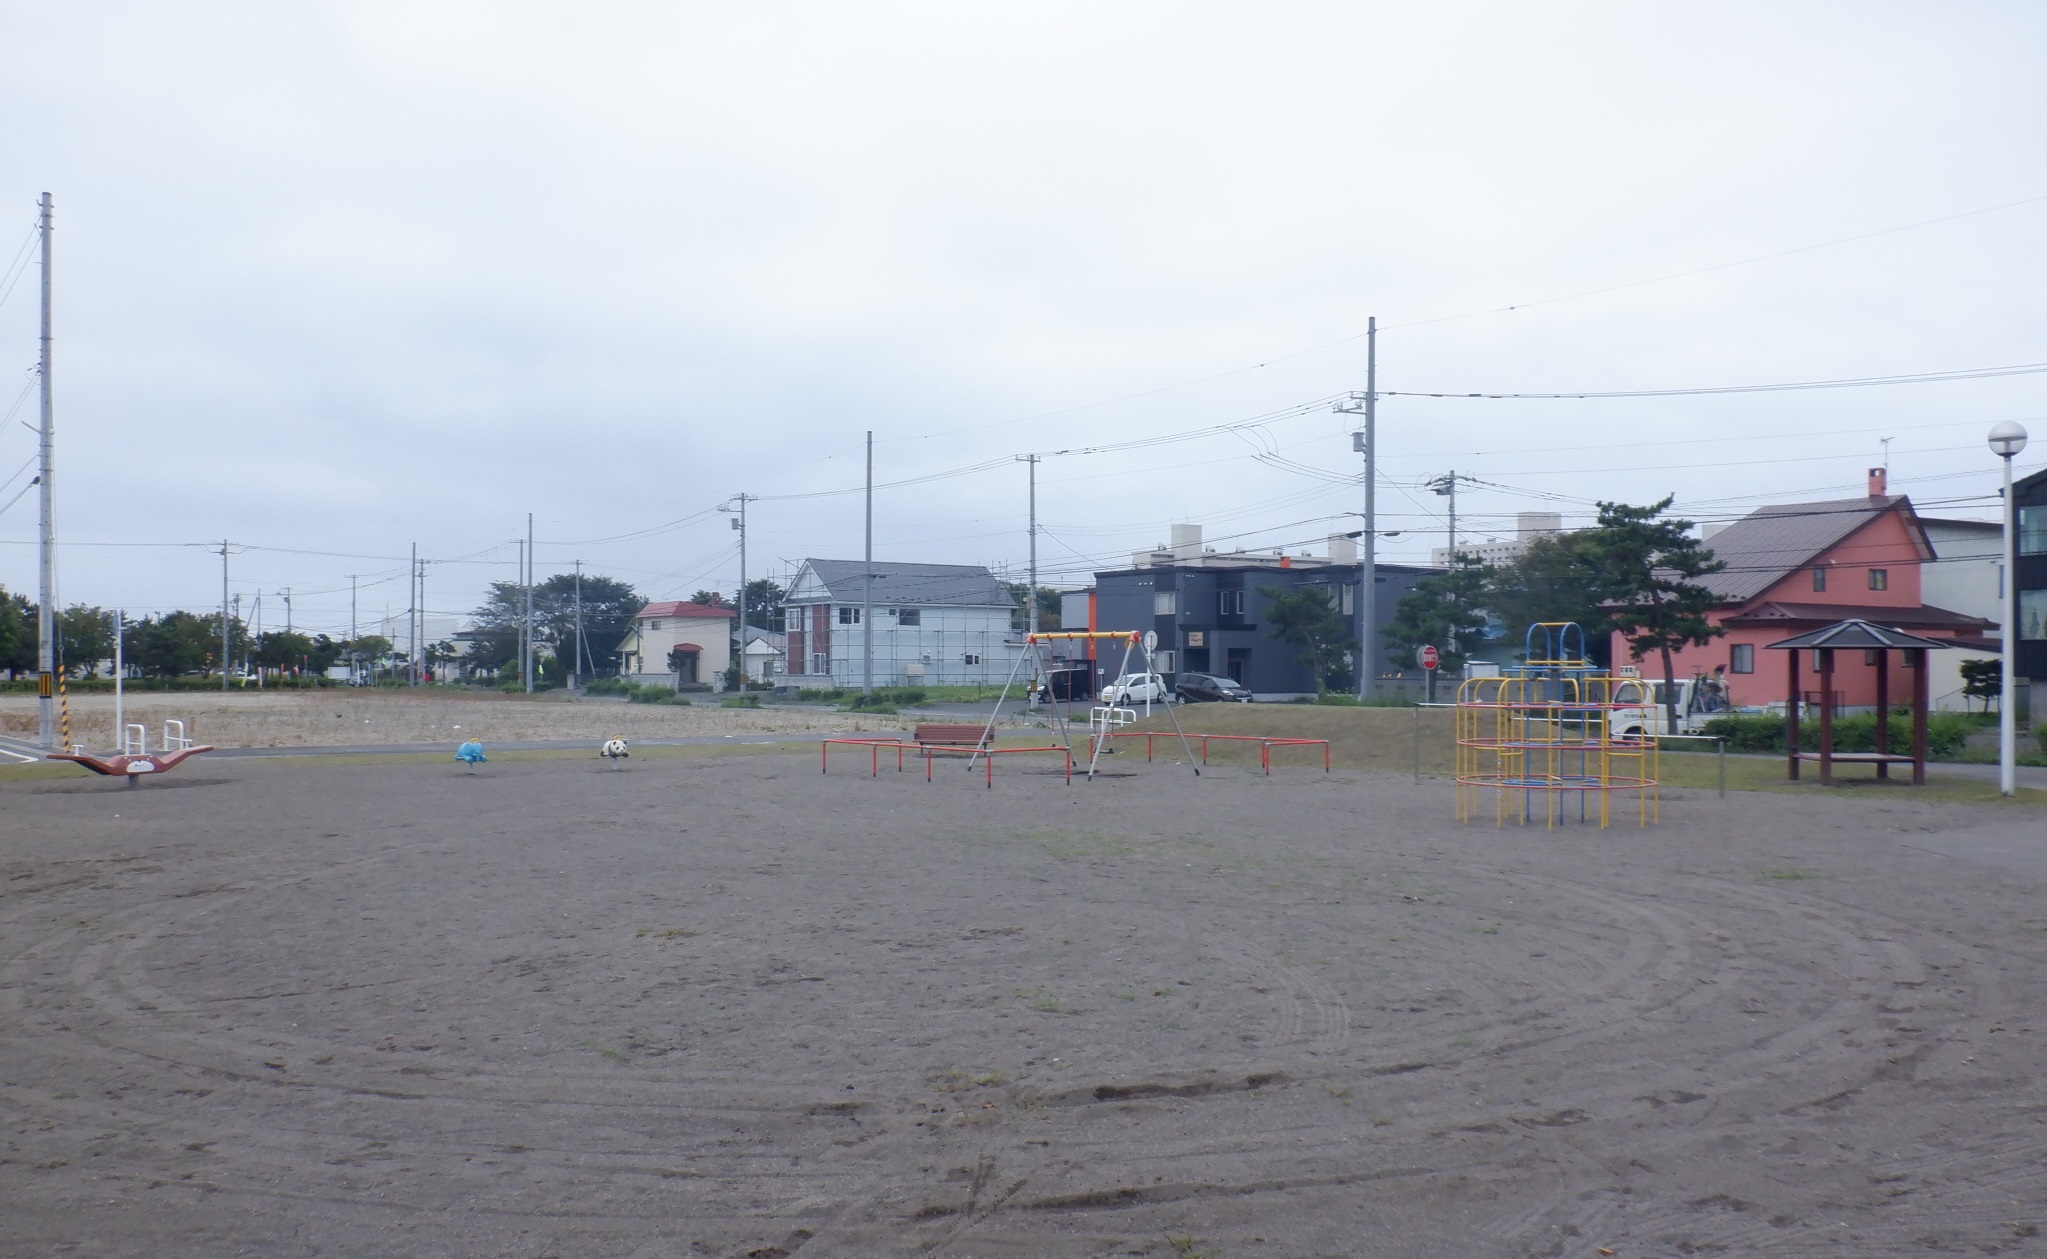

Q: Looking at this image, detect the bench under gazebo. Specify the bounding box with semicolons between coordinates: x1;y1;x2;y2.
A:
1767;618;1955;786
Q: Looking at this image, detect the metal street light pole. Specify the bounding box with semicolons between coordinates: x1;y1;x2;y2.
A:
863;431;874;697
1990;421;2029;796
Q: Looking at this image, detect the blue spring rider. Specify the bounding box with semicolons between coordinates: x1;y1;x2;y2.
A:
456;740;488;772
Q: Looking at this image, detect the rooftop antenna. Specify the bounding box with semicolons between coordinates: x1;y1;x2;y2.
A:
1880;436;1892;471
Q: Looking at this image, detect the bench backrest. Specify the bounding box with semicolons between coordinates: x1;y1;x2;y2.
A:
915;723;989;746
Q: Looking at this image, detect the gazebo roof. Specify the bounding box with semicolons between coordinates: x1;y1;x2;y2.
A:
1764;618;1958;652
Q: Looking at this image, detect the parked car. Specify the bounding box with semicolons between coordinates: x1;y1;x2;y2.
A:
1175;673;1252;703
1034;667;1096;703
1100;672;1172;706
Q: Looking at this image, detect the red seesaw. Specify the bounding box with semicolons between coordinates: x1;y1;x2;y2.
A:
49;745;214;786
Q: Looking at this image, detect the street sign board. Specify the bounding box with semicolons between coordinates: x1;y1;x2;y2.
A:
1419;645;1440;671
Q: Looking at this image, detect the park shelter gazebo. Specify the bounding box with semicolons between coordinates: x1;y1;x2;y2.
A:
1767;618;1955;786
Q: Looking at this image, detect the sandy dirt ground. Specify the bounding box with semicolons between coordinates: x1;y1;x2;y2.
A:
3;751;2046;1257
0;690;907;748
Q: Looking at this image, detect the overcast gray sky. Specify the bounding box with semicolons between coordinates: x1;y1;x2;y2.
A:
2;2;2043;637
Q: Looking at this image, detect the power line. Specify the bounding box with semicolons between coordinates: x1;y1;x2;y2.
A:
1380;361;2047;401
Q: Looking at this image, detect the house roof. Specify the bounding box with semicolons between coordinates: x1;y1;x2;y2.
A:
1698;495;1924;604
633;600;736;621
1723;601;1993;631
790;559;1012;606
1763;619;1960;652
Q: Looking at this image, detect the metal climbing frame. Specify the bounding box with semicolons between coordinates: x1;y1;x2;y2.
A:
975;631;1202;780
1454;622;1660;828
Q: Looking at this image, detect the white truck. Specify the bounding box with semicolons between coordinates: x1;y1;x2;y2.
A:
1609;673;1730;737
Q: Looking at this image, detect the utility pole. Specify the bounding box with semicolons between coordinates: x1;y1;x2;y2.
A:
573;559;584;689
862;431;874;697
1426;470;1481;561
35;193;56;747
1017;454;1040;637
417;555;428;683
1334;316;1378;699
349;574;359;682
524;514;536;692
723;495;754;688
241;593;251;682
283;586;292;637
219;540;231;692
1989;420;2029;796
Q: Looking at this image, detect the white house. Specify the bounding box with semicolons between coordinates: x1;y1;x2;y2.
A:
741;627;786;684
782;559;1022;687
616;600;736;687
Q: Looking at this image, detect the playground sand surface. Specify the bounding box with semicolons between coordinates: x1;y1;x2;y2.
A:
4;751;2045;1257
0;688;906;748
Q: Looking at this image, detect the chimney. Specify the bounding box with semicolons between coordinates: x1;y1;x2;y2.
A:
1868;467;1887;497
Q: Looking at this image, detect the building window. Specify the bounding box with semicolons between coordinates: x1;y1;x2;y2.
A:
963;653;981;665
1153;591;1177;616
811;652;830;673
1219;590;1245;616
648;620;662;630
2021;505;2047;556
838;606;860;625
1153;649;1175;673
1868;568;1888;591
1729;643;1753;674
1811;567;1827;592
2021;589;2047;641
896;607;921;626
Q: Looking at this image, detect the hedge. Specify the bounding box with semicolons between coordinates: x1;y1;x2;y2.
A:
1699;711;1972;759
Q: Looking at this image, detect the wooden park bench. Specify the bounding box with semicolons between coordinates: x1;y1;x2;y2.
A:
913;723;992;754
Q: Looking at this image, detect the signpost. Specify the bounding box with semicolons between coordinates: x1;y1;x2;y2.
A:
1419;644;1439;703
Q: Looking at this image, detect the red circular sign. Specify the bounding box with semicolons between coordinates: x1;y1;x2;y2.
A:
1418;645;1440;670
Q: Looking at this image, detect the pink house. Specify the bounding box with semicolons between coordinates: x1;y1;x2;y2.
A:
1615;469;1992;710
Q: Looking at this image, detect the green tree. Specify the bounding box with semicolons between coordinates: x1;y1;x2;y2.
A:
1261;584;1351;694
1483;531;1613;666
0;586;38;678
1591;497;1727;732
1959;658;2002;713
1005;583;1063;633
128;611;237;677
1383;559;1492;671
471;573;642;677
56;605;115;677
741;578;787;631
255;630;316;674
689;589;725;608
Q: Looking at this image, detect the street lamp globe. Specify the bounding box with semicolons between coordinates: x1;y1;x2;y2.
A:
1988;420;2029;459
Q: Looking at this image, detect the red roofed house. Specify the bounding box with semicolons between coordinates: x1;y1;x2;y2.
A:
616;600;737;689
1614;469;1994;712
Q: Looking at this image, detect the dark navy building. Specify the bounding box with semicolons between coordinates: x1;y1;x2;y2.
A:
1076;526;1438;699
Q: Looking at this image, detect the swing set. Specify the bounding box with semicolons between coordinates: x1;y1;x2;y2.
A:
973;630;1203;781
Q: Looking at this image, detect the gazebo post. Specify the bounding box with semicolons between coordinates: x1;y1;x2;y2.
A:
1874;648;1890;780
1785;647;1801;781
1911;647;1929;786
1817;649;1835;786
